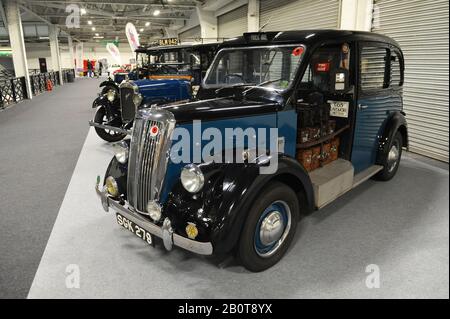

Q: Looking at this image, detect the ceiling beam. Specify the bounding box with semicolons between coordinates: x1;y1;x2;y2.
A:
22;0;197;8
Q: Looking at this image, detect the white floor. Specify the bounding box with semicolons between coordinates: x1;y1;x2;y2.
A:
28;128;449;298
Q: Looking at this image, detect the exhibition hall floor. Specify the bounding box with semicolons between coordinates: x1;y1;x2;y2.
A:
1;79;449;298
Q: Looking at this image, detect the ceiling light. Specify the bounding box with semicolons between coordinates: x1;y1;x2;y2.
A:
140;28;144;32
80;8;87;15
145;22;150;27
87;20;92;25
92;27;96;31
95;33;99;36
153;10;160;16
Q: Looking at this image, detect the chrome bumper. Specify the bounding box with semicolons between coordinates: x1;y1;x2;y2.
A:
95;181;213;256
89;120;131;135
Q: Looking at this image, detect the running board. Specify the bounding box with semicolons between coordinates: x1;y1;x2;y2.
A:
352;165;383;189
88;120;130;135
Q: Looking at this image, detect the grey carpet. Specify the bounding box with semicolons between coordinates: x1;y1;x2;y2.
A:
0;78;102;298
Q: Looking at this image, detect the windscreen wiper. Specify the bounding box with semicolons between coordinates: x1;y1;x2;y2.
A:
241;78;283;95
214;83;248;95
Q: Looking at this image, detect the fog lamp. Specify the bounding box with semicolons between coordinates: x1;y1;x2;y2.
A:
147;200;162;222
105;176;119;197
185;223;198;240
180;164;204;193
114;141;129;164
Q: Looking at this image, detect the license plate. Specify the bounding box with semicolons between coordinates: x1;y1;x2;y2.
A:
116;213;153;245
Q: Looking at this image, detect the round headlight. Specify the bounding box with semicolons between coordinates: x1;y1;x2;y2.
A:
106;89;116;102
105;176;119;197
180;164;204;193
147;200;162;222
133;93;143;107
114;141;129;164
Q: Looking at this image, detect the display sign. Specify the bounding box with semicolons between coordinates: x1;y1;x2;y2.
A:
328;100;349;118
158;38;179;46
125;22;140;52
106;42;122;65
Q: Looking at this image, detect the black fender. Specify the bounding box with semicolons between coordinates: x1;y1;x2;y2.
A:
376;111;408;164
104;156;128;198
100;79;119;91
92;95;109;108
164;154;315;255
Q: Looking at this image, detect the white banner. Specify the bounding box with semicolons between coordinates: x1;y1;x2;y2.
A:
125;22;140;52
106;43;122;65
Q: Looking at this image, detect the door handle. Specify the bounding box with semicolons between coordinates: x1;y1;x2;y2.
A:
358;104;368;110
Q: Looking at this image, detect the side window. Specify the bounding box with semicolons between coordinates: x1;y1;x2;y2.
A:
360;46;388;90
300;43;351;91
390;50;402;87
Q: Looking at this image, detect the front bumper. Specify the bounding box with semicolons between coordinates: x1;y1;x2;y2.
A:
95;181;213;255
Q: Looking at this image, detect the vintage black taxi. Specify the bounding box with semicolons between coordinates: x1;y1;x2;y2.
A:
96;30;407;271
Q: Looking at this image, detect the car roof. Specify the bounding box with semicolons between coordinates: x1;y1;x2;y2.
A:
138;42;219;53
219;30;401;49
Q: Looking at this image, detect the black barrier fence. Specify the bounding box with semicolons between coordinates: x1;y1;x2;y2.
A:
0;76;28;109
0;69;75;109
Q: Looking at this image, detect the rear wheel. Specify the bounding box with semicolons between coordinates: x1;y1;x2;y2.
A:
238;182;299;272
93;106;126;142
374;131;403;181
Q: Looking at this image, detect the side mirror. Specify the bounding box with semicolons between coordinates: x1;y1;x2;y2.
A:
330;68;350;93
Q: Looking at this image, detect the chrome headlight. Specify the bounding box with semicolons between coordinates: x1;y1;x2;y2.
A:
133;93;143;107
105;89;116;102
180;164;204;193
114;141;129;164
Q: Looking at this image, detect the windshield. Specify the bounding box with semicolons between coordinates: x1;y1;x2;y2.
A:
147;49;200;73
204;45;305;90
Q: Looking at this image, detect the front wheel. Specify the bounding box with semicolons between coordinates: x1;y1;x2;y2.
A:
374;131;403;181
238;182;299;272
93;106;126;142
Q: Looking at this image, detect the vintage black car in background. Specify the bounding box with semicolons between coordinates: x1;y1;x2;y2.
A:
96;31;407;271
89;43;218;142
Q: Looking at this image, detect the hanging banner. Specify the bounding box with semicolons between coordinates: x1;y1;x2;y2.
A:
106;42;122;65
75;43;84;70
125;22;140;52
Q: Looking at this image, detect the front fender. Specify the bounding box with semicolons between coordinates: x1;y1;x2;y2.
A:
376;111;408;163
100;79;118;90
164;154;314;254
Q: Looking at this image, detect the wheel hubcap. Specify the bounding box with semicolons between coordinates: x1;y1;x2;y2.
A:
387;144;399;173
254;201;291;258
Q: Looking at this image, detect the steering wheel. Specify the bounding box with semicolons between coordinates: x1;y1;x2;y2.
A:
224;73;244;84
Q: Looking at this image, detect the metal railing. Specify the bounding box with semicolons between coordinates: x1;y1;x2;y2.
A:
1;68;75;109
0;77;28;109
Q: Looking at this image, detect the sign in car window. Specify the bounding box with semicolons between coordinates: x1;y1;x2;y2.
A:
328;100;350;118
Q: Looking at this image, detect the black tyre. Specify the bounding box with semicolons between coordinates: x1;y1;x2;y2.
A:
93;106;126;142
374;131;403;181
238;182;299;272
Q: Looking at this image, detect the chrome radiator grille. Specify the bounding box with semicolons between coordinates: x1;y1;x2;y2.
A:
127;107;176;213
120;86;136;123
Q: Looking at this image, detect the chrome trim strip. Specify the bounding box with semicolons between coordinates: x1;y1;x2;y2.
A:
95;182;213;256
88;120;131;135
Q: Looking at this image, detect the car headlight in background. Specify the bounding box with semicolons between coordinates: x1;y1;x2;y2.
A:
106;89;116;102
180;164;204;193
133;93;143;107
114;141;129;164
105;176;119;197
